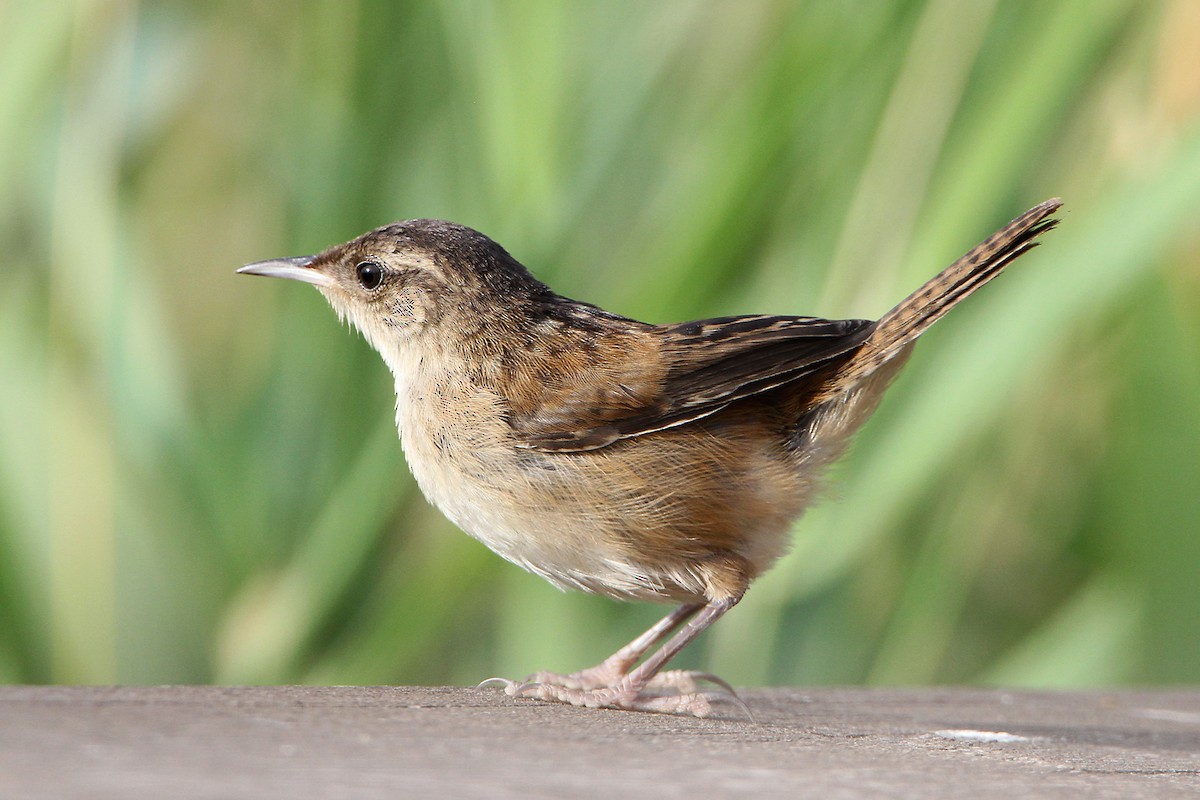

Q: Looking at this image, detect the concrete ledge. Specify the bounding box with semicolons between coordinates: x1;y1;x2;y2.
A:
1;686;1198;798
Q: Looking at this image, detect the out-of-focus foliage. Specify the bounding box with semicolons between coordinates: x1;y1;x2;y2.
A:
1;0;1198;688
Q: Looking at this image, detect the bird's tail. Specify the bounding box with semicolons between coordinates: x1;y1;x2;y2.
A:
833;198;1062;387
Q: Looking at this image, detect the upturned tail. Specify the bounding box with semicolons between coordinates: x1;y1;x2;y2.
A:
835;198;1062;386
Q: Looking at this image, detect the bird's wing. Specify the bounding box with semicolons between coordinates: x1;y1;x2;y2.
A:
512;314;875;452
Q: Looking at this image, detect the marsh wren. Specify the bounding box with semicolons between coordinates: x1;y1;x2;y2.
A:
239;199;1062;716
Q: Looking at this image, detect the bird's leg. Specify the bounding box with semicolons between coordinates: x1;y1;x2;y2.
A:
478;603;702;694
488;596;742;717
516;602;703;691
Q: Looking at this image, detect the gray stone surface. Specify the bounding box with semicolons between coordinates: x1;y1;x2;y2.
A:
1;685;1198;798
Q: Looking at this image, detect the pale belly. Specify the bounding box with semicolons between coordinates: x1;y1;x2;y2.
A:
399;418;677;600
395;387;809;604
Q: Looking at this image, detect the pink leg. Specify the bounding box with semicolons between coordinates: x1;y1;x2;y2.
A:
482;597;745;717
522;602;703;690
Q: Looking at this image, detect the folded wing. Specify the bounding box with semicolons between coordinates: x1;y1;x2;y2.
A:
514;314;874;452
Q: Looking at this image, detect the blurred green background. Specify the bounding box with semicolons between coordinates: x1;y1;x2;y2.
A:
2;0;1199;690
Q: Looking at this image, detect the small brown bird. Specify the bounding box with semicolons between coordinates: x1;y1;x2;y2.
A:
239;199;1061;716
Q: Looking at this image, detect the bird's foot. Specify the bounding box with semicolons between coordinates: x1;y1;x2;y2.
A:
478;668;748;719
491;678;717;717
482;665;733;693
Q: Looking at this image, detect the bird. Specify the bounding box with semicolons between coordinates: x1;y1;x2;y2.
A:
238;198;1062;717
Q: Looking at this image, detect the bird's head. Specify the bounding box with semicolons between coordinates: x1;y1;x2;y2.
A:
238;219;547;362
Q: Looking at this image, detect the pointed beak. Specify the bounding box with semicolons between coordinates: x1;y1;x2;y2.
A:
237;255;334;288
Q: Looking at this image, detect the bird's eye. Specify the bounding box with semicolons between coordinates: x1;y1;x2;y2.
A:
355;260;384;290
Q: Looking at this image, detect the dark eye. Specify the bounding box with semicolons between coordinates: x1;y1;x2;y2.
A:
355;260;384;290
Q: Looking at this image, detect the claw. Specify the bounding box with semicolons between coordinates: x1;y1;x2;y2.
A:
648;669;736;695
510;680;544;697
714;688;756;723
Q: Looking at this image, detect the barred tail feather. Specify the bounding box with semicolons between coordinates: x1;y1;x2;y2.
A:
836;198;1062;386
